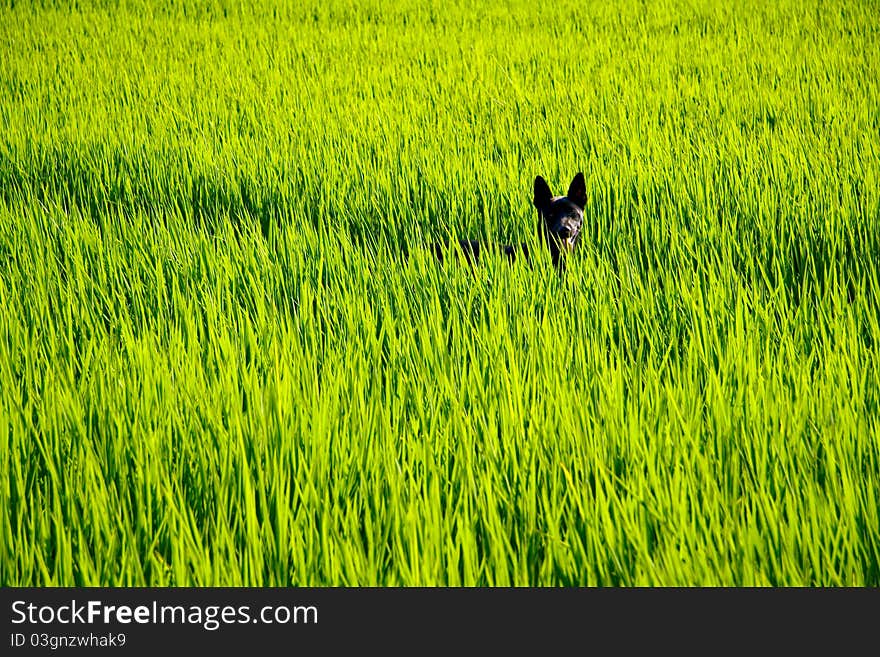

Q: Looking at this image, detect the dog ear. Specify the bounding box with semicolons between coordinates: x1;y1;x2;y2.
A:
566;172;586;208
533;176;553;211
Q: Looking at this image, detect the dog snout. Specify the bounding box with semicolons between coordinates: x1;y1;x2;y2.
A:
557;226;572;240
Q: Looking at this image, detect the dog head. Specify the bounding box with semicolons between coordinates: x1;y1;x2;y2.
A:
533;173;586;267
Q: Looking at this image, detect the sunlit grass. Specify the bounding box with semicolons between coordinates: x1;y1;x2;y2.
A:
1;0;879;585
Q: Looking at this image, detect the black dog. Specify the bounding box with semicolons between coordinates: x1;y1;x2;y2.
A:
533;172;586;268
432;173;586;269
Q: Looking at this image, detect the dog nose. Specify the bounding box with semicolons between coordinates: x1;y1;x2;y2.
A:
558;227;572;239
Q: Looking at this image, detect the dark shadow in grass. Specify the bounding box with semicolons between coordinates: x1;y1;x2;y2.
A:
0;142;552;269
0;141;302;240
596;184;876;310
3;142;876;318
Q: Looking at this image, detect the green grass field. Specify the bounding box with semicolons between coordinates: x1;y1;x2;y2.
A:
1;0;879;586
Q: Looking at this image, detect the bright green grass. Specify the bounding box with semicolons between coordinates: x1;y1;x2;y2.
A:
1;0;879;585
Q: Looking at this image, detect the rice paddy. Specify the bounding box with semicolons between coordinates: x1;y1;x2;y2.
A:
1;0;879;585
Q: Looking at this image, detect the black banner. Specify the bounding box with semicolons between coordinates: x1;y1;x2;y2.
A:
1;587;876;654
